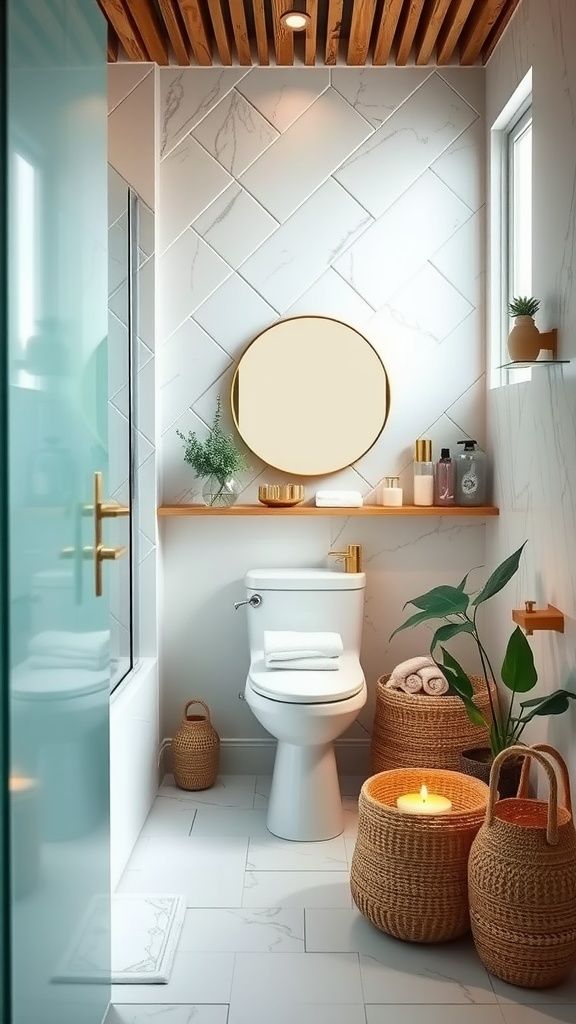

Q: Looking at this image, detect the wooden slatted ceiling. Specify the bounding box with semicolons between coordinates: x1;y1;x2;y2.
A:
99;0;521;67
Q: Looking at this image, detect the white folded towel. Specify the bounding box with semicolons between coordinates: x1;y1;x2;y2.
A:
315;490;363;508
387;656;449;696
29;630;110;660
263;630;343;661
264;655;340;671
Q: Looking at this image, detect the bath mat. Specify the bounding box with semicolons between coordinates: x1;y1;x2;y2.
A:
54;893;186;984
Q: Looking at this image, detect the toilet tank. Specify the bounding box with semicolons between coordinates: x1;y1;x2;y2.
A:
244;568;366;656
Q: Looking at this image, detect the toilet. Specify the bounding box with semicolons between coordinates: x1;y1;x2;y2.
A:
241;567;367;841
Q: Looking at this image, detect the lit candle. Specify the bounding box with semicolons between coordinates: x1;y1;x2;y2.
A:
396;784;452;816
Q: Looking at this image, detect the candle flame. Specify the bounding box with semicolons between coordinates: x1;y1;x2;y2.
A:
420;784;428;802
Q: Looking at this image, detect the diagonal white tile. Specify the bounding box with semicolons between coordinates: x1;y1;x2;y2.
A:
136;256;155;350
111;950;234;1004
446;374;487;447
192;89;279;177
193;274;277;359
283;268;375;323
333;170;472;309
366;1009;505;1024
108;1007;229;1023
116;836;248;907
159;135;232;254
242;871;353;909
229;951;364;1009
158;774;257;807
235;68;330;132
179;907;304;951
229;1003;367;1024
334;73;477;219
332;67;433;128
247;835;347;871
431;118;486;212
239;89;373;223
108;64;153;115
430;207;486;307
386;262;474;343
437;67;486;116
240;178;372;313
193;183;278;269
139;796;196;837
160;68;249;157
159;317;232;433
158;229;231;342
191;806;270;835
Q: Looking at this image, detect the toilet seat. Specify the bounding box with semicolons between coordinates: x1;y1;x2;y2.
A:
12;659;109;701
248;652;364;704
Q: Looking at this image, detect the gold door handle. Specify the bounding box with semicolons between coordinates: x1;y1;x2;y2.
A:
91;472;130;597
98;545;127;561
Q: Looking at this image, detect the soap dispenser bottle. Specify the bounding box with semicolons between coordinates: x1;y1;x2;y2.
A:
414;439;434;506
435;448;455;506
455;440;486;506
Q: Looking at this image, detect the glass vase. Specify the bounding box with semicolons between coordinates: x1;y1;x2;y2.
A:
201;475;240;508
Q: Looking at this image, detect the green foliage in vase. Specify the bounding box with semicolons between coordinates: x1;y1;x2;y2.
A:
390;542;575;756
176;395;249;483
508;295;540;318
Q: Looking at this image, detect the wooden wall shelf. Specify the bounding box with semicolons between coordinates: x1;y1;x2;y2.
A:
158;504;500;517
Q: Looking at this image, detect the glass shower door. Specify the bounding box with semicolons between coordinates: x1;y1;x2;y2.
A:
5;3;112;1023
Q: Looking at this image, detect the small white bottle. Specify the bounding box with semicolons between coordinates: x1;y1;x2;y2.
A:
379;476;403;506
414;439;434;506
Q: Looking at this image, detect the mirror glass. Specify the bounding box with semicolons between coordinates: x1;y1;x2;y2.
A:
231;316;389;476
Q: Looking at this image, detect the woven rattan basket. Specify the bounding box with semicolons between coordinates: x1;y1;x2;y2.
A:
172;699;220;791
350;768;490;943
371;674;497;773
469;746;576;989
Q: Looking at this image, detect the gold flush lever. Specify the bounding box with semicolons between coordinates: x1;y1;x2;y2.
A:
90;471;129;597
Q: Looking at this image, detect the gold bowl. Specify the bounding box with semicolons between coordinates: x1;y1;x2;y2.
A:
258;484;305;508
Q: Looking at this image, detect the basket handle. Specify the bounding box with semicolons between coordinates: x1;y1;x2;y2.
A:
487;746;559;845
517;743;573;813
184;699;211;721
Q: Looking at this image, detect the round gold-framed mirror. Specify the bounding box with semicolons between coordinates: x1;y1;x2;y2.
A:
231;315;390;476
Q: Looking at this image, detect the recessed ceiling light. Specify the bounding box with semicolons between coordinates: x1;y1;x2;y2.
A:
280;10;311;30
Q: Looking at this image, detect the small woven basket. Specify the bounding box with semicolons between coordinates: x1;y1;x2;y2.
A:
371;674;497;773
172;699;220;791
469;746;576;989
350;768;490;943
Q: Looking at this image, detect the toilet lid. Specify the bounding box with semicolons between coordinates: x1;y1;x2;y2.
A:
248;652;364;704
11;660;109;701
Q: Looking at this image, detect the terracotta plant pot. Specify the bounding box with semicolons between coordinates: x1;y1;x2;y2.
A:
507;315;541;361
459;747;524;799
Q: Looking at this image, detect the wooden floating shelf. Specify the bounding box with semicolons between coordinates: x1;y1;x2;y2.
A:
158;504;500;517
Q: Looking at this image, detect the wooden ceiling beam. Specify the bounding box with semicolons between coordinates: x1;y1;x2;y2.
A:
415;0;452;65
347;0;378;66
251;0;269;64
229;0;252;64
481;0;522;64
325;0;343;65
436;0;476;64
373;0;404;65
206;0;233;64
271;0;295;66
304;0;318;66
158;0;191;65
396;0;426;66
97;0;148;60
108;26;119;61
179;0;213;64
460;0;508;64
125;0;169;63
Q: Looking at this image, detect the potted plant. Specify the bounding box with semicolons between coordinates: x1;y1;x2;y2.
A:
507;295;541;362
390;542;575;796
176;395;250;507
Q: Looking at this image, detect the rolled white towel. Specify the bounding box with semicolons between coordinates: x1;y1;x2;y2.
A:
419;665;449;696
29;630;110;660
264;655;340;671
315;490;363;508
389;656;435;686
263;630;343;661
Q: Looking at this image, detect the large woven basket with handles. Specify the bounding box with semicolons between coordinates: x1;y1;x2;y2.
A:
469;745;576;989
172;699;220;791
370;673;496;773
350;768;490;943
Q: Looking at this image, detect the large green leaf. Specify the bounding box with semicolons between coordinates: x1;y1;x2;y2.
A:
519;689;576;724
500;626;537;694
403;585;469;617
438;647;487;727
471;542;527;607
430;620;475;653
389;608;441;641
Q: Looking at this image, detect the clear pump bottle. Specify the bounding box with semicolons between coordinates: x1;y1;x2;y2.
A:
455;440;487;506
414;439;434;506
435;448;455;506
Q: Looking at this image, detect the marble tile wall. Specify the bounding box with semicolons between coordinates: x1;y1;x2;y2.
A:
157;67;488;758
485;0;576;784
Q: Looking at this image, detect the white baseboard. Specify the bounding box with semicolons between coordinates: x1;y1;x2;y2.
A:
218;737;371;776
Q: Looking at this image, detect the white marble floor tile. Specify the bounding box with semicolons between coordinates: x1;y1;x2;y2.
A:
242;870;353;908
490;970;576;1005
159;774;257;808
229;951;364;1008
254;775;272;799
366;1008;505;1024
229;1003;367;1024
247;835;347;871
111;950;234;1004
139;798;196;837
116;836;248;907
179;907;304;951
191;806;269;836
109;1004;229;1023
305;909;495;1003
499;1006;576;1023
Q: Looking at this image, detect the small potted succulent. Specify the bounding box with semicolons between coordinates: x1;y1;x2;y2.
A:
507;295;541;361
177;395;249;507
391;542;576;796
